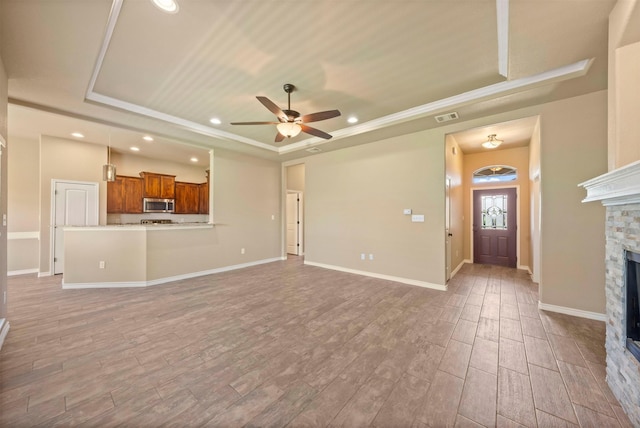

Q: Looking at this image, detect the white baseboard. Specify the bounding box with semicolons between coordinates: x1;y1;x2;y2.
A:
304;260;447;291
518;264;531;274
0;319;10;352
8;268;39;277
38;271;52;278
450;260;467;278
538;302;606;322
62;257;284;289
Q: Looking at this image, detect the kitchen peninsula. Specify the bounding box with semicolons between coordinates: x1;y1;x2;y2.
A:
62;222;217;289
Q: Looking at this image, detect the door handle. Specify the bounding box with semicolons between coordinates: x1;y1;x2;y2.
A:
448;233;453;237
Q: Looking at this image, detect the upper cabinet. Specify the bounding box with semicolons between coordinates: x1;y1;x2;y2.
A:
175;182;200;214
107;176;143;213
140;172;175;199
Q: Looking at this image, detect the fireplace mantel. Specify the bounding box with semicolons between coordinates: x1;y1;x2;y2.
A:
580;160;640;206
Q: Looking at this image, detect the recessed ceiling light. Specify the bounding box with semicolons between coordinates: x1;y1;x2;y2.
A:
347;116;358;124
190;157;198;162
130;147;140;152
209;118;222;125
71;132;84;138
143;135;154;142
151;0;179;13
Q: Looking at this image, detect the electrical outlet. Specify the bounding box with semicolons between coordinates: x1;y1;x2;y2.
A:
360;253;365;260
99;261;105;269
241;248;245;255
369;254;374;261
271;214;275;220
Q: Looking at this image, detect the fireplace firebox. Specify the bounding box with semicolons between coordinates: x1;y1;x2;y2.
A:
626;250;640;361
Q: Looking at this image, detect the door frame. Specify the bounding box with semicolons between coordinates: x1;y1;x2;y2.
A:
469;184;521;269
445;176;452;281
50;179;100;275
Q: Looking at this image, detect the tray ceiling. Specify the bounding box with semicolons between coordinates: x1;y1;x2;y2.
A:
1;0;616;159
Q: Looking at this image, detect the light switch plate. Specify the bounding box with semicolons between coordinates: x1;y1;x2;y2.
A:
411;214;425;223
403;209;412;215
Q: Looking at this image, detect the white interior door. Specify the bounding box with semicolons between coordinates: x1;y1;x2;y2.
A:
286;193;299;255
53;181;99;274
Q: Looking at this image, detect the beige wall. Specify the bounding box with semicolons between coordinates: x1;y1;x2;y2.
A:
286;163;305;191
304;130;447;286
445;134;465;275
0;52;8;320
539;91;607;314
614;40;640;168
64;229;147;283
609;0;640;170
39;136;108;275
7;136;40;273
111;152;209;184
463;146;531;271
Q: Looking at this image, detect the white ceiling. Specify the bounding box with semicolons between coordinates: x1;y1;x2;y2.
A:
0;0;615;162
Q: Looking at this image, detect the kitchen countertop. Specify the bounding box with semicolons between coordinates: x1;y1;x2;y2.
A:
64;223;214;231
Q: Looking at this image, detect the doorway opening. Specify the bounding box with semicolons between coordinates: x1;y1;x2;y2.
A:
285;163;305;258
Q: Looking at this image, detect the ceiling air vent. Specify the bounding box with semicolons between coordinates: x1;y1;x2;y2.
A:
306;147;322;153
435;112;459;123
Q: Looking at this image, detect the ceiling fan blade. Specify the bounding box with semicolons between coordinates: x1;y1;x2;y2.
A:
301;110;341;123
230;121;279;125
256;96;287;122
301;124;332;140
275;132;285;143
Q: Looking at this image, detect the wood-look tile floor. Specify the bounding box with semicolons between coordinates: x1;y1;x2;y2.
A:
0;257;634;427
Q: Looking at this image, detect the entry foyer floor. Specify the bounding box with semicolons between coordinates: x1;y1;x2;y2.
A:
0;257;633;427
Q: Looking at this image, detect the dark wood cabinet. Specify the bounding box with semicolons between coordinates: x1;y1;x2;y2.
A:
198;182;209;214
139;172;175;199
175;182;200;214
107;176;143;213
198;170;210;214
107;177;124;213
123;177;143;213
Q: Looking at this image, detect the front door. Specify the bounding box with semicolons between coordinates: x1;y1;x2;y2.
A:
473;188;516;268
53;181;99;274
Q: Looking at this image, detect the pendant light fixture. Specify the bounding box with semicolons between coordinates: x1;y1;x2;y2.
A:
103;132;116;182
482;134;503;149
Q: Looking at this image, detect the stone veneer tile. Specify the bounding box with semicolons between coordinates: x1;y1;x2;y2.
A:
604;204;640;427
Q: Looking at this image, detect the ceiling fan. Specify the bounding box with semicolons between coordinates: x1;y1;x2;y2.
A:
231;83;341;142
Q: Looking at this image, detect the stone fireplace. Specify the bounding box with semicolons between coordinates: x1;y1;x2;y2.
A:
581;160;640;426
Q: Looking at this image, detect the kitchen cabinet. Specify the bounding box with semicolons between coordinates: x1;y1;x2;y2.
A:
175;182;200;214
198;182;209;214
140;172;175;199
199;170;210;214
107;176;143;213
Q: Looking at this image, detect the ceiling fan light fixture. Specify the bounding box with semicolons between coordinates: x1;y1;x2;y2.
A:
482;134;503;149
151;0;179;14
276;122;302;138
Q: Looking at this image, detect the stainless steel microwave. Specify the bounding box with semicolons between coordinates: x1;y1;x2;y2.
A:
143;198;175;213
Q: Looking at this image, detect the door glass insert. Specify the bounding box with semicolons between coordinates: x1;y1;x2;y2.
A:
481;194;508;230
